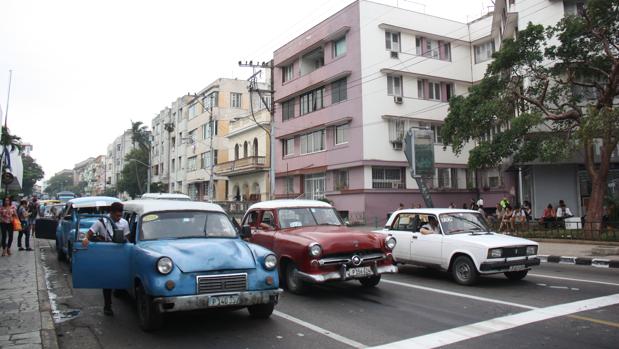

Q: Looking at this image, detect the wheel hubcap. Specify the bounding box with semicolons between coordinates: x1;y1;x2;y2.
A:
457;263;470;280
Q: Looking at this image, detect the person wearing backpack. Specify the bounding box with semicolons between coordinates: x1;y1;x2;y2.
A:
81;202;130;316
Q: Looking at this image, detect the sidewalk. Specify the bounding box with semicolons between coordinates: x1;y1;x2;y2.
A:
0;237;58;349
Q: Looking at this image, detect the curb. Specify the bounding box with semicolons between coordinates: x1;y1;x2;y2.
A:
539;254;619;268
34;238;60;349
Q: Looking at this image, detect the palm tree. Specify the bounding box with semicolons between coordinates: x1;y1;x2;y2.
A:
1;126;22;152
130;121;150;151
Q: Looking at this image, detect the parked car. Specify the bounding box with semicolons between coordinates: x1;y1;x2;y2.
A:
56;191;76;203
140;193;191;201
242;200;398;293
54;196;121;264
71;200;281;331
375;208;540;285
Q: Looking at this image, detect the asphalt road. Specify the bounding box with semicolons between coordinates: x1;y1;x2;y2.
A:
37;239;619;349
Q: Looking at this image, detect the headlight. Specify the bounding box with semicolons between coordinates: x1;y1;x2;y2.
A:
385;236;397;250
488;248;503;258
309;243;322;257
157;257;173;275
264;254;277;270
526;246;538;255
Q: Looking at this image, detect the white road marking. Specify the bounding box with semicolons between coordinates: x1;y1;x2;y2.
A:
273;310;366;349
529;273;619;287
368;293;619;349
381;279;536;310
549;286;569;290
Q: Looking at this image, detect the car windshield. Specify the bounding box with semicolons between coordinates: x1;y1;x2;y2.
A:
278;207;342;228
140;210;236;240
439;212;490;235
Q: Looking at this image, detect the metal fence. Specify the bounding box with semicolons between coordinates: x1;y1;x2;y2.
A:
488;220;619;242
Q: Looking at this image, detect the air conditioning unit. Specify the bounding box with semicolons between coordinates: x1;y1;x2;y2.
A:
391;140;403;150
394;96;403;104
390;51;399;59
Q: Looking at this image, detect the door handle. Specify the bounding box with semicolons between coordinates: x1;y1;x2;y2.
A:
412;235;418;239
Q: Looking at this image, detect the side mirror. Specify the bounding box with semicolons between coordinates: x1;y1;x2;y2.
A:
112;229;126;243
240;225;252;239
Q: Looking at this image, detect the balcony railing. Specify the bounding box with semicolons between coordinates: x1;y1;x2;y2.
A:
215;156;267;175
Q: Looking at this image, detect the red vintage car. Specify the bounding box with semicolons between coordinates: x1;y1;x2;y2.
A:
241;200;397;293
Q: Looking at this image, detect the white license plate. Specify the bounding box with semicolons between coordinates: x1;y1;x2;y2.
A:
345;266;373;278
509;264;526;271
207;294;240;307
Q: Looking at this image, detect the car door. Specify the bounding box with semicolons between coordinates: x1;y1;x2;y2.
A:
410;214;443;266
251;210;277;251
72;216;133;289
386;213;416;262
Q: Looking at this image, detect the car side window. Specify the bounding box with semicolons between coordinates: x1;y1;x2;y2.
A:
128;213;137;243
260;211;275;229
243;210;259;228
391;213;418;232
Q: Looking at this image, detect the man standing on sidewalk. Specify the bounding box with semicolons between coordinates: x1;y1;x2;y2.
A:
17;199;32;251
27;196;39;238
81;202;130;316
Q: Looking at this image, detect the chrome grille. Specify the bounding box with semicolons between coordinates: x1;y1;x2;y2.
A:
196;273;247;294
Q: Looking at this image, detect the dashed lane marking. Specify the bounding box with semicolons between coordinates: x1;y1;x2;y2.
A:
528;273;619;287
367;293;619;349
381;279;536;310
273;310;366;349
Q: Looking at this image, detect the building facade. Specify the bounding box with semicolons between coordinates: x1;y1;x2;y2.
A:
106;129;137;189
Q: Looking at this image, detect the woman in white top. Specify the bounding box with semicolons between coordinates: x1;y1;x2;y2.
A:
556;200;573;221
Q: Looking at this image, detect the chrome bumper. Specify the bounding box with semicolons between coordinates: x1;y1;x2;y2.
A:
152;289;282;313
479;257;541;273
296;264;398;283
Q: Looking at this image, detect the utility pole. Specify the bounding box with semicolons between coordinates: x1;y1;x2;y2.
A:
238;60;275;199
4;70;12;127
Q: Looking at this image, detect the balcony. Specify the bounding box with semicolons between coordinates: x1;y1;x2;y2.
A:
215;156;267;176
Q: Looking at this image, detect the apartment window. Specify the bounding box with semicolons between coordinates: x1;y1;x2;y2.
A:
445;83;454;101
331;78;347;103
431;124;442;144
333;36;347;57
188;104;198;119
387;75;403;96
282;99;295;121
285;177;294;194
300;47;324;75
564;1;586;16
116;144;121;151
283;138;294;156
231;92;242;108
300;87;324;115
282;64;294;83
334;170;349;191
372;167;404;189
428;81;441;100
300;130;325;154
426;39;439;59
474;40;495;63
200;152;207;169
466;169;476;189
335;124;348;145
187;156;197;171
203;91;219;109
385;31;400;52
304;173;325;200
202;121;218;139
415;37;422;55
434;168;454;189
171;159;175;172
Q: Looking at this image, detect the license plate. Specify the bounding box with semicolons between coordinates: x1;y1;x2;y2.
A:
345;266;373;278
207;294;240;307
509;264;526;271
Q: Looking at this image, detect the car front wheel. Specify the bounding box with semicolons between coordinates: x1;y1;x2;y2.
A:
247;302;275;319
359;275;381;287
504;270;529;281
284;263;307;294
136;285;163;331
451;256;479;286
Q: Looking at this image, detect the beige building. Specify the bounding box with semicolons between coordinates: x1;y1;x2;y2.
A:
106;129;137;189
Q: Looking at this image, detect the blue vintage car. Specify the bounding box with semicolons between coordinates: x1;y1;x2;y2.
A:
55;196;121;264
71;200;281;331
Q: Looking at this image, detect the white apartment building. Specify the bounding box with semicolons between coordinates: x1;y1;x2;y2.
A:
105;129;137;189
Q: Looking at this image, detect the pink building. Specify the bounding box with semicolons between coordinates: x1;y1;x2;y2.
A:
273;1;515;224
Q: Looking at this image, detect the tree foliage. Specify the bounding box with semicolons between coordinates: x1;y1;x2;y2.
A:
131;120;150;152
442;0;619;231
21;155;44;196
44;172;74;197
117;147;149;199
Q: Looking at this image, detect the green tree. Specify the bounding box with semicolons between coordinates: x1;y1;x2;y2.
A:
442;0;619;236
44;172;74;197
131;120;150;151
117;148;149;198
21;155;44;196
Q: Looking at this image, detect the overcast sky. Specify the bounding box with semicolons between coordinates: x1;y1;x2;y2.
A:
0;0;491;181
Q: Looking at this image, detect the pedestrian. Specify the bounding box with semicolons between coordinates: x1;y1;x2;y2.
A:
523;200;532;227
542;204;556;228
17;199;32;251
476;197;484;208
81;202;130;316
415;203;422;208
398;203;404;211
1;196;17;256
448;202;455;209
500;197;509;209
499;203;513;233
556;200;573;222
511;203;526;231
27;196;39;237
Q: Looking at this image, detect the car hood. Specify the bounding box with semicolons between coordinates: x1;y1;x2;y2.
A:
285;226;383;252
140;238;256;273
446;233;538;248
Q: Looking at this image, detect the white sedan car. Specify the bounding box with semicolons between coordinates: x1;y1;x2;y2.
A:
375;209;540;285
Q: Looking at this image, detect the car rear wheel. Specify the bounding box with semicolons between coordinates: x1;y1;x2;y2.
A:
136;285;163;331
359;275;381;287
451;256;479;286
56;238;66;261
247;302;275;319
504;270;528;281
284;263;307;294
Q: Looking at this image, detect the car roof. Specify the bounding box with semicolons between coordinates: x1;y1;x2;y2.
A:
248;199;333;210
385;208;482;225
122;200;225;215
140;193;191;200
68;196;120;208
